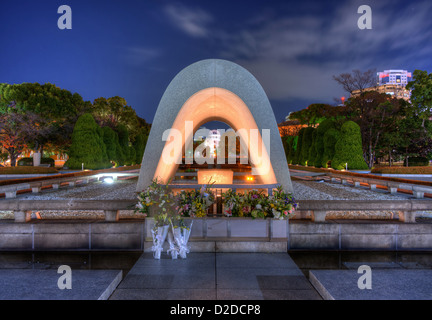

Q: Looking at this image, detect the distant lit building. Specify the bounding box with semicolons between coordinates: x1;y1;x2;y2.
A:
352;69;412;101
194;127;221;158
378;70;412;86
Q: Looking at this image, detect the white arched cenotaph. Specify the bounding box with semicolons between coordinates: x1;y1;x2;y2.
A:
136;59;293;193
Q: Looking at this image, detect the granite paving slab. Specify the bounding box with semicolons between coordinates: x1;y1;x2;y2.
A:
0;269;122;300
310;269;432;300
110;252;322;300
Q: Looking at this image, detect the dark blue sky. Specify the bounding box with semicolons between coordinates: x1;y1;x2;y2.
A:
1;0;431;124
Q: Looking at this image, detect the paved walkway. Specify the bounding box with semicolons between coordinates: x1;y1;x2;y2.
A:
310;269;432;300
109;252;322;300
0;269;122;300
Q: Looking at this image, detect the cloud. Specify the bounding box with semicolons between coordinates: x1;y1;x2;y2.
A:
158;0;432;105
213;0;432;103
123;46;160;66
163;3;213;38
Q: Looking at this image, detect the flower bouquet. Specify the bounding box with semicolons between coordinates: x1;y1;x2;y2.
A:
170;218;194;259
176;185;215;218
266;186;298;219
222;189;267;218
136;179;177;259
222;186;298;220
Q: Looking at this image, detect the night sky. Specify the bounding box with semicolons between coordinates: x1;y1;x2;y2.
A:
1;0;431;124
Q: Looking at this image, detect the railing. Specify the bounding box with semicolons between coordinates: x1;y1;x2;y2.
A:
0;199;429;223
326;172;432;198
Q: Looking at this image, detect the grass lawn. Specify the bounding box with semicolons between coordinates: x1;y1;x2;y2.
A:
0;166;59;175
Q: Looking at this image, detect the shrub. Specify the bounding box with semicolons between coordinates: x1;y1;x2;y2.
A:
286;136;297;164
292;128;305;165
65;113;111;170
133;133;148;164
281;136;292;160
308;129;318;166
371;166;432;174
322;128;340;168
331;121;369;170
299;127;315;166
404;156;429;167
313;119;337;167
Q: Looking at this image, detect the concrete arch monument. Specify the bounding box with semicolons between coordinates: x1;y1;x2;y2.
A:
136;59;293;193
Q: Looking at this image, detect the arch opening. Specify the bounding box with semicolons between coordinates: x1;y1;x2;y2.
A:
154;87;276;186
136;59;293;193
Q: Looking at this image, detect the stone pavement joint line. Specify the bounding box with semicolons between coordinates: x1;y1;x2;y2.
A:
109;252;322;300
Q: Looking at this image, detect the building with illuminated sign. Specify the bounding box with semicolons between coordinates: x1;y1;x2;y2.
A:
352;69;412;101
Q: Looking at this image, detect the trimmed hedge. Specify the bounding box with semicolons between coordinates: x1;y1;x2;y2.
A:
371;166;432;174
299;127;315;166
292;128;305;165
404;156;429;167
322;128;340;168
0;166;58;174
313;119;337;168
331;121;369;170
287;136;298;164
308;129;318;166
64;113;112;170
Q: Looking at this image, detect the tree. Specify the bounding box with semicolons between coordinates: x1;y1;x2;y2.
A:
394;112;432;166
406;69;432;127
331;121;369;170
0;82;89;158
101;126;118;165
0;110;54;166
344;91;406;167
116;123;134;165
64;113;111;170
289;104;345;125
333;69;377;95
92;96;143;140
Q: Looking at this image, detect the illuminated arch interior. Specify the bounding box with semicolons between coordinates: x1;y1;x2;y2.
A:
153;87;276;185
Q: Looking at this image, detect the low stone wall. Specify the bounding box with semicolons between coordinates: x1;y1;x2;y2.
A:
288;221;432;251
0;219;430;252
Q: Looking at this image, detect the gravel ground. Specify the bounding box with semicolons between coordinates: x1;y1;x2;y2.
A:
1;177;430;220
291;180;408;200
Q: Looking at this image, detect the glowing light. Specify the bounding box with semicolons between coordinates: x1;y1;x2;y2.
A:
198;169;233;185
103;176;114;184
246;176;254;182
